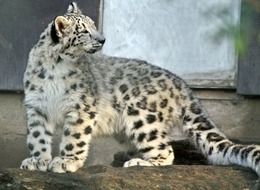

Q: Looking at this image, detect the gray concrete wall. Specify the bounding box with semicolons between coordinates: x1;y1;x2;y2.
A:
102;0;240;88
0;91;260;170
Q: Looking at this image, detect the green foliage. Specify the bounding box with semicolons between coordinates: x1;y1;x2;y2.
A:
212;1;259;57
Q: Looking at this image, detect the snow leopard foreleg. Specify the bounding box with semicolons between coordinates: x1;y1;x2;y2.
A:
20;107;53;171
48;108;94;173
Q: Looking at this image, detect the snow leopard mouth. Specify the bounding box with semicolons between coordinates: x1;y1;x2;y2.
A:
86;49;98;54
86;43;103;54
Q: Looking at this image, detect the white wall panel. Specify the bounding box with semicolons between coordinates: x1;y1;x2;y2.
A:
101;0;241;88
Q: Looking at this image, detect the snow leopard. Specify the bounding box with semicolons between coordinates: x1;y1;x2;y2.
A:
20;2;260;174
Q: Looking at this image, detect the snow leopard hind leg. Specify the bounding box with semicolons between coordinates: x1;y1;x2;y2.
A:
120;96;177;167
123;111;175;168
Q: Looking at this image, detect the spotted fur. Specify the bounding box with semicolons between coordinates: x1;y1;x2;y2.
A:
21;2;260;175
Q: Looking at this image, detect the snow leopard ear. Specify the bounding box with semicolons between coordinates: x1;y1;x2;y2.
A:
54;16;70;36
67;2;82;14
51;16;70;43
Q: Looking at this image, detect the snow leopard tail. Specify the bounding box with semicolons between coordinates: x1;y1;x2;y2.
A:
182;98;260;176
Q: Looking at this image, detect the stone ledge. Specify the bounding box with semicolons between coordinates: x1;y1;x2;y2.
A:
0;165;259;190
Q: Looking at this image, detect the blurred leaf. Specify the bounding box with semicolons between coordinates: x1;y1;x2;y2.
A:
210;1;259;58
235;34;246;56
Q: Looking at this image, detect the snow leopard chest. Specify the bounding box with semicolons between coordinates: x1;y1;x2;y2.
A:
24;62;86;125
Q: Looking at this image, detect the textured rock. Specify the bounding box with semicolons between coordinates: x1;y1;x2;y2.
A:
0;165;259;190
1;140;259;189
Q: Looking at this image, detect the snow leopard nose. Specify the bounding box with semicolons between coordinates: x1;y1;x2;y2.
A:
99;37;106;44
91;31;106;44
97;36;105;44
96;35;105;44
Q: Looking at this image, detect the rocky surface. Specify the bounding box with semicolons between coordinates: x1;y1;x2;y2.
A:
1;141;260;190
0;165;259;190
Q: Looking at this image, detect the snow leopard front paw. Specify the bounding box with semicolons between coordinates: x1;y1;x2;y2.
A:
20;157;50;171
123;158;153;167
48;157;84;173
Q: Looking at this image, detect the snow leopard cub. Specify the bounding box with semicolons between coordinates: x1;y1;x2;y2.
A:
21;2;260;174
